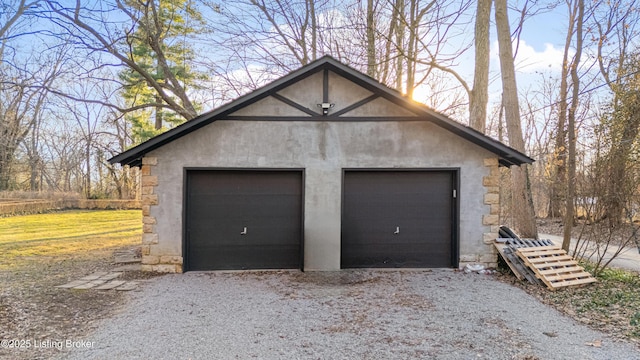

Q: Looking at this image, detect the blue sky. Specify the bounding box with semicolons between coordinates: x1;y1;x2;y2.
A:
521;6;569;49
513;7;571;72
410;3;576;112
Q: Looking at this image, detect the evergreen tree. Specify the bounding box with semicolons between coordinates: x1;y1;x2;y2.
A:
119;0;206;144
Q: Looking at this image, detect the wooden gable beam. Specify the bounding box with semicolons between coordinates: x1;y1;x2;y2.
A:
271;93;317;116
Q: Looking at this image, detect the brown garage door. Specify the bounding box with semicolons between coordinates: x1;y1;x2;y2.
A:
341;170;457;268
185;170;303;271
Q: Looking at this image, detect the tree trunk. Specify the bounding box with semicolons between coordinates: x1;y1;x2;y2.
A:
381;0;400;84
562;0;584;251
155;94;162;130
605;99;640;225
366;0;376;77
29;155;39;191
394;0;405;92
495;0;538;238
405;0;417;99
308;0;317;61
548;2;577;219
0;88;27;191
85;141;91;198
469;0;491;133
0;150;15;190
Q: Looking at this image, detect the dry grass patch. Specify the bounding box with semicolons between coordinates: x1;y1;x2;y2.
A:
0;210;150;360
497;264;640;347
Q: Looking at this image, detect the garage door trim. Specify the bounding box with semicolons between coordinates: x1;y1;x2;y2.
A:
182;168;305;271
341;168;459;268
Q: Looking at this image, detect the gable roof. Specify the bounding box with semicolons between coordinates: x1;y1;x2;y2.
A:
109;55;533;167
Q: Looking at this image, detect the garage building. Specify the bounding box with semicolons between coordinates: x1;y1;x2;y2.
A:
109;56;533;272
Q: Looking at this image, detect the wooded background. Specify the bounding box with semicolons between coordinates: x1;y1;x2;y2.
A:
2;0;639;243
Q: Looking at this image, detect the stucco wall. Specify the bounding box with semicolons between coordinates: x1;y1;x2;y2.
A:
144;119;497;272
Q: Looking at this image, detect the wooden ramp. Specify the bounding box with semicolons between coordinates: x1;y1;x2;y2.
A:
515;245;597;290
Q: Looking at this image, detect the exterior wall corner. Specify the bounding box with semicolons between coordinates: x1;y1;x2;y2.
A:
140;156;181;273
473;157;501;267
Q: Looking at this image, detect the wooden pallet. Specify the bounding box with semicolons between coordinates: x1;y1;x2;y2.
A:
515;245;596;290
494;243;540;284
494;238;554;284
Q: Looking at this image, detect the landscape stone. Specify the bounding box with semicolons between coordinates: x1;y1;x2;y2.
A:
116;282;138;291
95;280;127;290
56;280;90;288
73;280;107;289
80;272;110;281
99;272;123;281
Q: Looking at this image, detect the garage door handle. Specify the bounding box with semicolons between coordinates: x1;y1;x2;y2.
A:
240;227;247;235
394;227;400;235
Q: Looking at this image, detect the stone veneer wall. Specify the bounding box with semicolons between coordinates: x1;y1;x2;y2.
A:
140;156;183;273
481;158;501;267
459;158;501;268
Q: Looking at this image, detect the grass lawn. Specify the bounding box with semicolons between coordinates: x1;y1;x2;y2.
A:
0;210;144;360
0;210;142;269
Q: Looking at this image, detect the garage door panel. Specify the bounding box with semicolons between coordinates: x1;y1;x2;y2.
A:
343;245;452;268
189;228;298;247
342;170;455;268
188;218;301;240
188;244;301;270
185;170;302;271
344;249;445;268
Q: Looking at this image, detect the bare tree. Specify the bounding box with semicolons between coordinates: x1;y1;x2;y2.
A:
548;0;589;220
101;111;139;199
0;0;40;42
45;0;202;121
562;0;585;251
519;82;561;218
591;0;640;225
395;0;473;99
494;0;537;238
571;136;640;276
58;95;101;198
39;121;85;192
204;0;329;73
206;0;472;109
0;1;47;190
0;52;62;190
250;0;319;65
23;100;45;191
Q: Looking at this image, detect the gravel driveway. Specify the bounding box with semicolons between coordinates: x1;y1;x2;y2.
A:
59;269;639;360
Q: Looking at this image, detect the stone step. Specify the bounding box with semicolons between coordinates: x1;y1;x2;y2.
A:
116;281;138;291
80;272;110;281
114;256;142;264
57;270;141;291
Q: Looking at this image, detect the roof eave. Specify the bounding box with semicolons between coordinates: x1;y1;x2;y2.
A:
321;60;534;166
109;58;336;167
